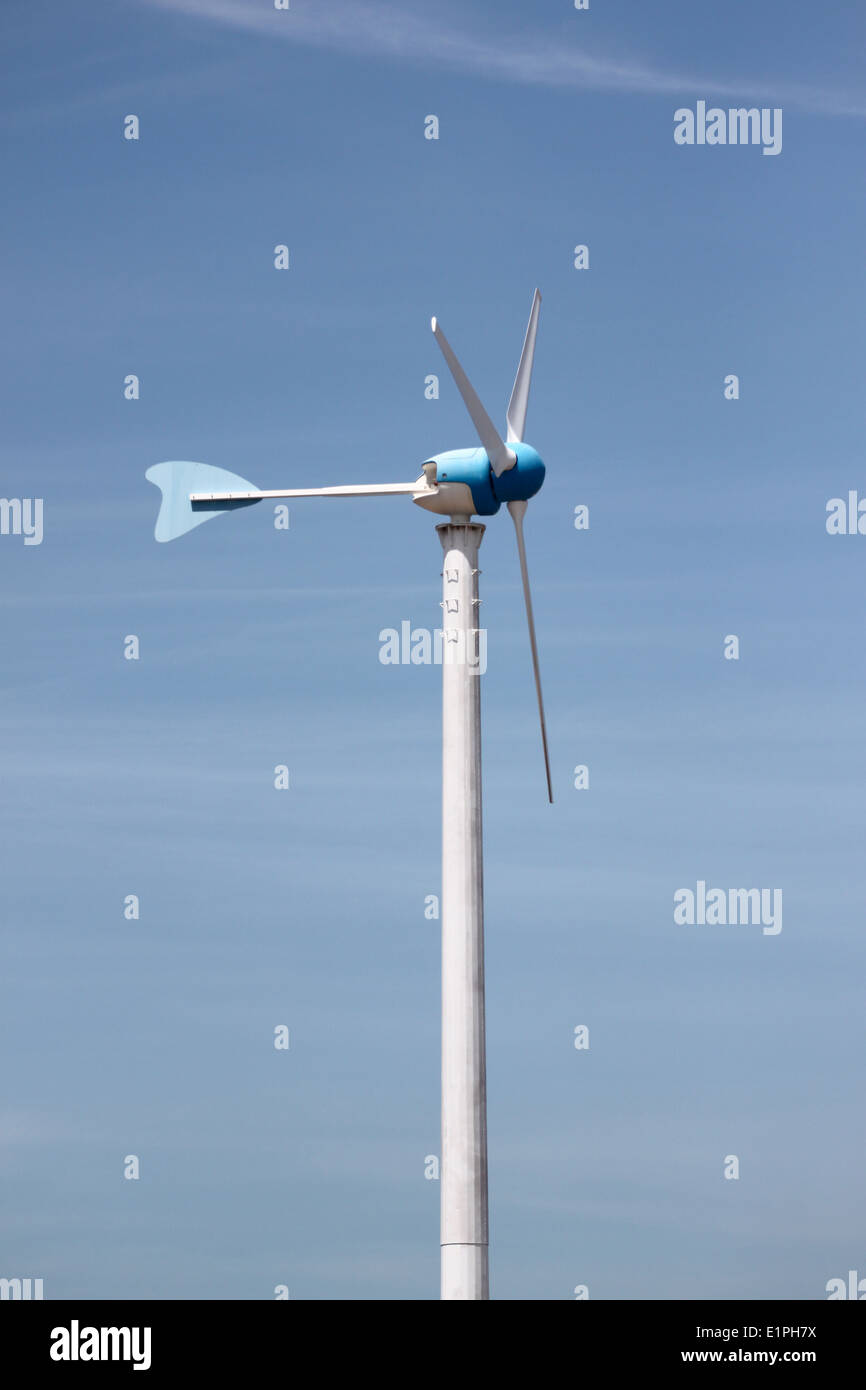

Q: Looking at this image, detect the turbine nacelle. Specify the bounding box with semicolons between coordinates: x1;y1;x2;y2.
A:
414;444;545;518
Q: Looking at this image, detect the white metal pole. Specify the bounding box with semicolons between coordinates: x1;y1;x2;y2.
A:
437;521;489;1301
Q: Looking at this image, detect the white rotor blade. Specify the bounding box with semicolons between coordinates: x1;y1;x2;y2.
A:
431;317;516;476
506;289;541;444
190;481;432;501
507;499;553;803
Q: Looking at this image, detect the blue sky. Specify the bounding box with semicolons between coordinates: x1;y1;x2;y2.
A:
1;0;865;1300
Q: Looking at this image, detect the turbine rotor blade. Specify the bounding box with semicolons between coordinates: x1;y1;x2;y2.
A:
506;289;541;445
507;498;553;803
431;316;516;476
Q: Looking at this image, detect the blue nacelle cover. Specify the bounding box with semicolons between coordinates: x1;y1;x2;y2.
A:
429;448;499;514
427;443;545;515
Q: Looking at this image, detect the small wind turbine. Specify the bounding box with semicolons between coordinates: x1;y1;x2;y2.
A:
146;290;552;1300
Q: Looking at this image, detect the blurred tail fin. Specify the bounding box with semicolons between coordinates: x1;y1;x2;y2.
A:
146;462;260;542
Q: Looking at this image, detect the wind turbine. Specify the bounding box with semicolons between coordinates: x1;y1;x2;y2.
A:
146;290;552;1300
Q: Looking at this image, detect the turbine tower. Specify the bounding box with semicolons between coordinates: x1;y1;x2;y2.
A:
146;291;552;1301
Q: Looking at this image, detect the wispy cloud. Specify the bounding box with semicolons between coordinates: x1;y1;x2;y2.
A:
0;57;241;128
141;0;866;117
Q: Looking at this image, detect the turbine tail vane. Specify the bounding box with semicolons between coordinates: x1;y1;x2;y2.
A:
146;462;261;543
146;463;434;542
